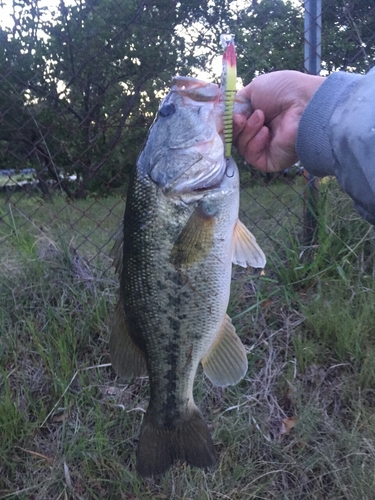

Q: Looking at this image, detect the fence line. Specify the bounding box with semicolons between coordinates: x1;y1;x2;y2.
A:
0;0;373;269
302;0;322;244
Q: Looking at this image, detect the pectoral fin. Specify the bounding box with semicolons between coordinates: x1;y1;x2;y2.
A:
232;219;266;268
109;300;147;380
170;206;215;267
201;315;248;387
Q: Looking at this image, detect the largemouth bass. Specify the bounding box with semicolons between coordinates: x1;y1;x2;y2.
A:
110;76;266;477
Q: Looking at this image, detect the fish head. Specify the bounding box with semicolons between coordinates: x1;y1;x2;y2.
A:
143;76;251;197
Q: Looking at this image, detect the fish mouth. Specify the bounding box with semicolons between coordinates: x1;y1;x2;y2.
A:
171;77;219;103
161;143;238;196
150;149;227;196
171;77;224;136
176;156;227;194
171;76;252;132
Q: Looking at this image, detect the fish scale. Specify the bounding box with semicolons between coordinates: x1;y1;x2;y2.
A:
122;169;235;415
109;76;266;477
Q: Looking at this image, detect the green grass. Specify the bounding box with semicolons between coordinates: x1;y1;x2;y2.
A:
0;192;125;267
1;179;375;499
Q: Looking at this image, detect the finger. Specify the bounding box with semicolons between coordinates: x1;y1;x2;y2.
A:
234;109;264;148
235;110;265;156
241;126;270;171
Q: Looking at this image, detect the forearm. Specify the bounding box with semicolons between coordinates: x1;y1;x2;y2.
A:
297;68;375;224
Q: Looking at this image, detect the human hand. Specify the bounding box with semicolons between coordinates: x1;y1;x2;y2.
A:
233;70;325;172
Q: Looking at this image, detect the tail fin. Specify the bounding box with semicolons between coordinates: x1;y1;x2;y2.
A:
136;408;216;477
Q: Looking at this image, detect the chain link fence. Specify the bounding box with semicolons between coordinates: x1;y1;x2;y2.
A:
0;0;373;270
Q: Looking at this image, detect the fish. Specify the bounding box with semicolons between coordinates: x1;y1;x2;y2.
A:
109;76;266;478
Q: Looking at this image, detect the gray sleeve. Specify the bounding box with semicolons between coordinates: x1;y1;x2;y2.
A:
296;68;375;225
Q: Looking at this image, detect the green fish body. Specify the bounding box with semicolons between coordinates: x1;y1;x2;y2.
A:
110;77;266;477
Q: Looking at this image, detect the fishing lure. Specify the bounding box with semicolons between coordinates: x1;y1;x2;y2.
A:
220;34;237;159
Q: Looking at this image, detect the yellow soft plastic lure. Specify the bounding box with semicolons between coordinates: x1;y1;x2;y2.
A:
220;34;237;159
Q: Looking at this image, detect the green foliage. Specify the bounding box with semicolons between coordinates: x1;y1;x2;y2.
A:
269;181;375;391
0;0;222;198
1;0;371;199
235;0;305;83
270;180;374;294
322;0;375;73
303;280;375;379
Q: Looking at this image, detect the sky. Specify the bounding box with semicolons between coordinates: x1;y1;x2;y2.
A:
0;0;64;29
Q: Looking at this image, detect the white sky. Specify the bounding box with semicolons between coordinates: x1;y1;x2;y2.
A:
0;0;64;29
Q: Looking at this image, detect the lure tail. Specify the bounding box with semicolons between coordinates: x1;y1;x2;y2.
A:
220;34;237;159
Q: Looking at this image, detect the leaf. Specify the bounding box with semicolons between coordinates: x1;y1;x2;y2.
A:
17;447;54;465
279;416;298;437
105;386;118;396
52;409;70;423
64;461;73;489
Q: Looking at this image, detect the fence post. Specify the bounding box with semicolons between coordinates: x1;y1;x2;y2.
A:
303;0;322;245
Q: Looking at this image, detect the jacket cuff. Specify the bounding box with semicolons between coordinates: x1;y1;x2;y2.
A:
296;71;362;177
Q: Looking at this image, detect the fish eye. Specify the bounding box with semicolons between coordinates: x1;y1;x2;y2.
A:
159;103;176;117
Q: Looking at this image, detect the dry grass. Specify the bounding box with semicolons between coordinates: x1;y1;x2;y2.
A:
1;180;375;499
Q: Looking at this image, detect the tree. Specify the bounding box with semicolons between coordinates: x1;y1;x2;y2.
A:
0;0;372;198
322;0;375;73
0;0;222;197
229;0;305;84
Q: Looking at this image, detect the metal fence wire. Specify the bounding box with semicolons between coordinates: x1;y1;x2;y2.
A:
0;0;373;269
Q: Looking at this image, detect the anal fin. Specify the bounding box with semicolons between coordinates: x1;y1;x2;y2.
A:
200;315;248;387
109;300;147;380
232;219;266;268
